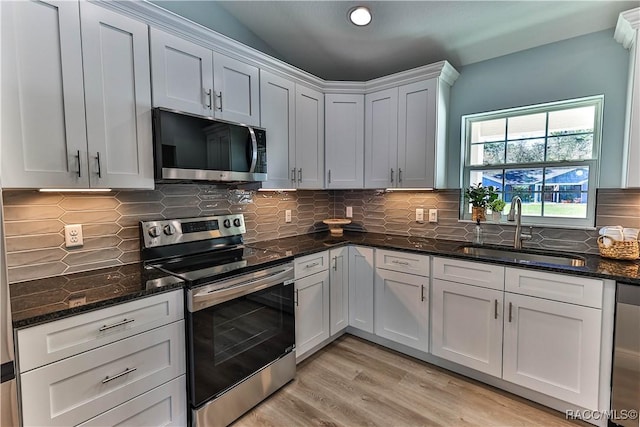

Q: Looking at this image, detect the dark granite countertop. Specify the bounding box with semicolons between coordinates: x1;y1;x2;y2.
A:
250;231;640;285
9;263;185;329
10;231;640;329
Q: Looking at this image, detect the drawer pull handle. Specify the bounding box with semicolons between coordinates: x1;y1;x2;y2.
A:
305;262;319;268
99;318;135;332
508;302;513;323
102;367;137;384
494;299;498;320
421;285;425;301
392;260;410;266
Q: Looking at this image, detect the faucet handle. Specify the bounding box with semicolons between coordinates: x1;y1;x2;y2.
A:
521;227;533;241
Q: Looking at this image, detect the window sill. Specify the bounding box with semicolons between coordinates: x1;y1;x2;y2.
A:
457;219;597;231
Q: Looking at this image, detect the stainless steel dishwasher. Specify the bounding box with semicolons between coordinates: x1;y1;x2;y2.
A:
610;282;640;427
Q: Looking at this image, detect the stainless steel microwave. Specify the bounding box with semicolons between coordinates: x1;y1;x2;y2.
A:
152;108;267;182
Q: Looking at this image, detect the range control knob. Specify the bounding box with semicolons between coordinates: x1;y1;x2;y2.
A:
233;218;241;227
223;219;231;228
163;224;176;235
148;226;161;238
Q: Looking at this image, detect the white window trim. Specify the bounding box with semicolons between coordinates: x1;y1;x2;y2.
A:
460;95;603;228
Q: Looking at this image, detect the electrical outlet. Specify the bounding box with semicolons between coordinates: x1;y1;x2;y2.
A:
68;295;86;308
285;210;292;223
346;206;353;218
64;224;84;248
415;208;424;223
429;209;438;223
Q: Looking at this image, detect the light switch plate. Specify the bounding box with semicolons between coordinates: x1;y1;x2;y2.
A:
429;209;438;223
285;210;292;223
64;224;84;248
416;208;424;223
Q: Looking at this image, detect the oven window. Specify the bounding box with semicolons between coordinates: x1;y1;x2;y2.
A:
189;282;294;407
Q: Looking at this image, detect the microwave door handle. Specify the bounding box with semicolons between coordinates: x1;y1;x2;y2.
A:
247;127;258;173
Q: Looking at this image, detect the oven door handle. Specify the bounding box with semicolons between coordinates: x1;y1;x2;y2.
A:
189;266;294;311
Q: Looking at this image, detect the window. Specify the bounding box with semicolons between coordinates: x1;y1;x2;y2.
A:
461;96;602;227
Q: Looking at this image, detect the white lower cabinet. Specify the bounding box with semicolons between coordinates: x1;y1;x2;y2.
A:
20;321;186;427
348;246;375;333
16;290;187;427
431;279;503;377
78;375;186;427
329;247;349;336
375;268;429;352
295;253;331;359
374;250;430;352
503;292;602;410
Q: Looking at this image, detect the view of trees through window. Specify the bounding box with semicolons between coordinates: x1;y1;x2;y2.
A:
463;97;602;226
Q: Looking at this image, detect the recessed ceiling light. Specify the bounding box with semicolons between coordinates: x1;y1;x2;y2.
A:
348;6;372;26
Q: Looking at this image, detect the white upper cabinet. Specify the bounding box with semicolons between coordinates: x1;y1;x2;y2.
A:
325;94;365;189
260;70;296;189
364;88;399;188
150;28;259;126
364;63;457;189
150;28;213;117
1;1;153;189
213;52;260;125
615;8;640;188
80;2;153;189
294;85;325;189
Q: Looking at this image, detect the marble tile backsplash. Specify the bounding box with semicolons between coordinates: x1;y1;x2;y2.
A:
3;185;639;283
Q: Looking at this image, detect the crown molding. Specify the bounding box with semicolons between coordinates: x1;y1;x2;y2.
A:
615;7;640;49
91;0;459;92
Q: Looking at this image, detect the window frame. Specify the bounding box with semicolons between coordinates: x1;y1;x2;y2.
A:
460;95;603;228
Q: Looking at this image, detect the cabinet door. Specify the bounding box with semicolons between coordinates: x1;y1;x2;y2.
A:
503;293;602;410
364;87;398;188
431;279;503;377
397;79;437;188
1;0;89;188
295;85;325;189
348;246;375;333
623;24;640;188
260;70;295;189
149;28;213;116
213;52;260;126
374;269;429;352
80;3;153;189
329;247;349;335
295;270;330;358
325;94;364;189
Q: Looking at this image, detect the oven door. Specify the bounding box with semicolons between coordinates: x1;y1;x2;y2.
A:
186;263;295;408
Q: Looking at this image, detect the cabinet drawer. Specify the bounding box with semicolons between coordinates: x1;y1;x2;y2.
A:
432;257;504;290
295;251;329;279
505;268;604;308
17;290;183;372
375;249;430;277
20;320;186;427
78;375;187;427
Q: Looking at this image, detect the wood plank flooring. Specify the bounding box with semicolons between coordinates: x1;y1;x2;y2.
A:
234;334;589;427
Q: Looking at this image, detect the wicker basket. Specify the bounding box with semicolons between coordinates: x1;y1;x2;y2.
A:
597;236;640;260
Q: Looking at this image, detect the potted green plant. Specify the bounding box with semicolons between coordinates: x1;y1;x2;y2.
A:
464;183;498;221
489;198;506;222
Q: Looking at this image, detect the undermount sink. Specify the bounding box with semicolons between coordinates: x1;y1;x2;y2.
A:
458;245;586;267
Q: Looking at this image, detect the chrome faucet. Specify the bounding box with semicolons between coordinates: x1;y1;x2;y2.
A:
507;196;532;249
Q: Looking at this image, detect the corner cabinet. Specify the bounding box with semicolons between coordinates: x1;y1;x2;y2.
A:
329;247;349;335
615;8;640;188
150;27;260;126
1;0;153;189
348;246;375;333
325;94;365;189
364;62;459;189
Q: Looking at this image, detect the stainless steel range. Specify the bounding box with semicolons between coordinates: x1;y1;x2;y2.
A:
140;214;295;427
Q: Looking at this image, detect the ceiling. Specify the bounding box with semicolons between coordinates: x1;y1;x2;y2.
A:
151;1;638;81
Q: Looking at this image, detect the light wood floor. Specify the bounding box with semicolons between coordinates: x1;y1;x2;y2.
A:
234;334;589;427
